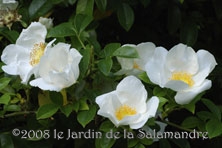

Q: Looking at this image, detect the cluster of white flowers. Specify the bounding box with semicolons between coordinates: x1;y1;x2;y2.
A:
1;22;82;91
96;42;217;129
1;17;217;130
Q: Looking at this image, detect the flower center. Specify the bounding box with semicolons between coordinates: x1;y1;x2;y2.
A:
133;62;141;70
115;105;137;120
171;72;194;87
29;42;46;66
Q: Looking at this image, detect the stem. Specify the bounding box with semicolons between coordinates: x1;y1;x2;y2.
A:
61;89;68;105
1;111;36;118
161;120;194;132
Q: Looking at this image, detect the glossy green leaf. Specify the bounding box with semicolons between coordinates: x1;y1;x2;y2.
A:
29;0;53;19
48;22;75;37
104;43;121;57
117;3;134;31
153;87;167;97
76;0;94;16
197;111;214;122
99;120;115;132
95;133;116;148
49;91;63;106
0;94;11;105
113;46;138;58
95;0;107;11
60;104;73;117
206;118;222;139
37;104;59;120
77;105;97;127
98;57;113;76
181;116;201;128
128;138;139;148
73;14;93;33
79;46;91;78
0;77;11;90
202;98;221;121
0;28;19;43
4;104;21;111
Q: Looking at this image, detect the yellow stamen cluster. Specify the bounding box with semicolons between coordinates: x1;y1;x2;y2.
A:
29;42;46;66
171;72;194;87
133;62;141;70
115;105;137;120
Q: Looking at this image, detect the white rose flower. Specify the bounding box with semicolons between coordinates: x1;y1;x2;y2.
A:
30;43;82;92
1;22;51;84
116;42;155;75
95;75;159;129
145;43;217;104
38;17;53;29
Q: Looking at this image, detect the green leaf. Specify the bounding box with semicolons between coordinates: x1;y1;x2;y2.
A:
180;21;198;46
0;134;14;148
49;91;63;106
0;28;19;43
98;57;113;76
95;0;107;11
29;0;53;19
104;43;121;57
48;22;75;38
79;46;91;78
197;111;214;122
202;98;221;121
4;104;21;111
99;120;115;132
73;14;93;33
113;46;138;58
128;138;139;148
60;104;73;117
79;99;89;110
76;0;94;16
158;97;168;111
95;134;116;148
167;4;181;34
0;77;11;90
206;118;222;139
0;94;11;105
138;72;153;84
72;101;80;112
117;3;135;31
181;116;201;128
77;105;97;127
153;87;167;97
37;104;59;120
183;103;196;114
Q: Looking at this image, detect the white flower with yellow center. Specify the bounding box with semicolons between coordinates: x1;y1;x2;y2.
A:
30;43;82;92
1;22;50;84
145;43;217;104
116;42;155;75
95;75;159;129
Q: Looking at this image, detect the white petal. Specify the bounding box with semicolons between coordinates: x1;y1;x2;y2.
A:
164;80;189;91
175;79;212;104
145;47;168;87
166;43;198;74
193;50;217;86
116;76;147;111
96;92;122;127
129;96;159;129
30;78;62;92
136;42;155;70
1;44;29;66
117;57;134;70
16;22;47;49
